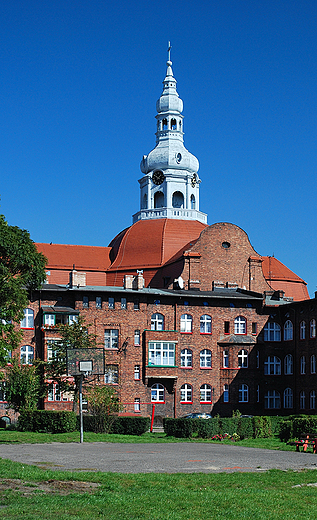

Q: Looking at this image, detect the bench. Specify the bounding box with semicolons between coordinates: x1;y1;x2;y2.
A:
289;434;317;453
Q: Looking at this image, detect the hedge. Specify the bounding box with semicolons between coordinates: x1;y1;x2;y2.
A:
279;415;317;442
111;416;150;435
18;410;77;433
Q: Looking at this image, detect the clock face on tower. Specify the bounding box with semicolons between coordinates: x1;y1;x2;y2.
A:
152;170;165;185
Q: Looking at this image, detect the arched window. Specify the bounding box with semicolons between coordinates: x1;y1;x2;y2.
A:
223;350;229;368
238;350;248;368
200;384;212;402
284;320;293;341
310;390;316;410
151;313;164;331
300;356;306;375
264;356;281;375
180;314;192;333
172;191;184;208
311;355;316;374
190;194;196;209
284;354;293;375
234;316;246;334
264;390;280;409
180;349;192;368
284;388;293;409
142;193;147;209
151;383;165;402
20;345;34;364
21;308;34;329
162;118;168;130
200;315;212;334
223;384;229;402
264;322;281;341
238;384;249;402
171;118;177;130
310;319;316;338
180;384;192;402
300;390;306;410
154;191;164;208
300;321;306;340
200;349;212;368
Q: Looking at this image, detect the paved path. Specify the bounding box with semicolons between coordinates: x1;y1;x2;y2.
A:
2;442;317;473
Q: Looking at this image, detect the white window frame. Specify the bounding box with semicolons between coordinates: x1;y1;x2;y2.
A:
284;354;293;375
21;308;34;329
264;390;280;409
151;313;164;331
200;315;212;334
180;383;192;402
104;329;119;349
134;329;141;346
264;356;281;375
151;383;164;402
108;297;114;309
300;321;306;340
200;384;212;402
20;345;34;364
68;315;78;325
284;388;293;409
223;350;229;368
200;349;212;368
0;382;6;402
104;364;119;384
148;342;175;366
310;390;316;410
180;348;192;368
134;365;140;380
121;298;127;309
234;316;246;335
223;384;229;403
238;349;248;368
238;384;249;402
180;314;193;333
47;383;62;402
134;398;141;412
264;322;281;341
311;355;316;374
44;314;55;326
284;320;293;341
83;296;89;308
310;319;316;338
300;355;306;375
96;296;102;309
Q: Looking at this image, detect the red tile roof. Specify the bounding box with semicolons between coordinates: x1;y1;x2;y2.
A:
36;243;112;271
262;256;309;301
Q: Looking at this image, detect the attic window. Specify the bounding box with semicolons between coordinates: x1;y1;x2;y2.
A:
222;242;230;249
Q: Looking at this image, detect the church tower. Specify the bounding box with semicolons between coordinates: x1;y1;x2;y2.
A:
133;46;207;225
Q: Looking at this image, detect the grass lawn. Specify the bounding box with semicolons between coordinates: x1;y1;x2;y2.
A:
1;458;317;519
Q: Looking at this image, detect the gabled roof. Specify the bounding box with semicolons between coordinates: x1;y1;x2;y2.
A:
262;256;309;301
36;243;112;271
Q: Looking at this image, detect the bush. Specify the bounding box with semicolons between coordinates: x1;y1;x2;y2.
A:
163;418;195;438
111;416;150;435
279;420;292;442
18;410;77;433
253;416;272;438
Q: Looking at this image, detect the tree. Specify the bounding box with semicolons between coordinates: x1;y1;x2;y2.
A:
45;316;100;411
4;358;42;412
84;385;122;433
0;214;47;365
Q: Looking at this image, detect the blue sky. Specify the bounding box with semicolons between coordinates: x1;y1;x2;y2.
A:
1;0;317;296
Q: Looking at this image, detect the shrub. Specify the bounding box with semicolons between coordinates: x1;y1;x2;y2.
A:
163;418;195;438
111;416;150;435
18;410;77;433
279;420;292;442
253;416;272;438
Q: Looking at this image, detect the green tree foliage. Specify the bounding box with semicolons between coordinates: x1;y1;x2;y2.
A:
4;358;42;412
0;214;47;365
45;316;100;411
84;385;122;433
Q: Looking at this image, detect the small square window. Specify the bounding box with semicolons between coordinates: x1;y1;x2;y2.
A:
121;298;127;309
96;297;102;309
83;296;89;308
108;297;114;309
134;365;140;379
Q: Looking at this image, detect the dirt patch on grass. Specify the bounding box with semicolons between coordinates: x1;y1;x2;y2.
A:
0;478;100;495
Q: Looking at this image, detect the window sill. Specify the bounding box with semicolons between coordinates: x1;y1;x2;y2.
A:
180;366;193;369
200;401;212;404
134;378;141;381
180;332;193;334
21;327;35;330
147;365;178;368
200;367;212;370
180;401;193;404
200;332;212;335
151;401;165;404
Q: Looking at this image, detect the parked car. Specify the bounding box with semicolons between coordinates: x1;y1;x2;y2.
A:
182;413;212;419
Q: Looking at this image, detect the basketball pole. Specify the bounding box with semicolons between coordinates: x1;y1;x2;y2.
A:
79;373;84;443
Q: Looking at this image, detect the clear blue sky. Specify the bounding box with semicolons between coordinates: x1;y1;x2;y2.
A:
1;1;317;296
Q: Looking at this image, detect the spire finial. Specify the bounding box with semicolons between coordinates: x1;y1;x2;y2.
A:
167;41;171;63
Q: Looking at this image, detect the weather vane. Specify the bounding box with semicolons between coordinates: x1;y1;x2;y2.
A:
168;41;171;62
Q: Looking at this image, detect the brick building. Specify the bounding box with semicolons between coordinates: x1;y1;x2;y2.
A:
1;51;315;423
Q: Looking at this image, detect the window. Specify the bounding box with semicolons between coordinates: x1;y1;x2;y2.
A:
83;296;89;308
148;342;175;366
104;365;119;384
284;388;293;409
20;345;34;364
284;354;293;375
252;322;257;335
21;308;34;329
224;321;230;334
238;349;248;368
190;194;196;210
223;350;229;368
200;384;212;402
300;321;306;340
200;315;212;334
300;390;306;410
264;356;281;375
223;384;229;403
284;320;293;341
151;313;164;331
264;322;281;341
134;365;140;380
300;356;306;375
44;314;55;326
0;382;6;401
96;297;102;309
310;319;316;338
47;339;60;362
200;349;212;368
234;316;246;334
68;315;78;325
264;390;280;409
180;314;192;333
181;349;192;368
134;398;141;412
47;383;61;402
311;355;316;374
134;299;139;310
121;298;127;309
180;384;192;402
108;297;114;309
172;191;184;209
310;390;316;410
134;330;141;346
104;329;119;349
238;384;249;403
257;385;260;403
256;350;260;369
151;383;164;402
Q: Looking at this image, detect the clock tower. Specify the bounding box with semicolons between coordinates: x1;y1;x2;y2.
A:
132;46;207;225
